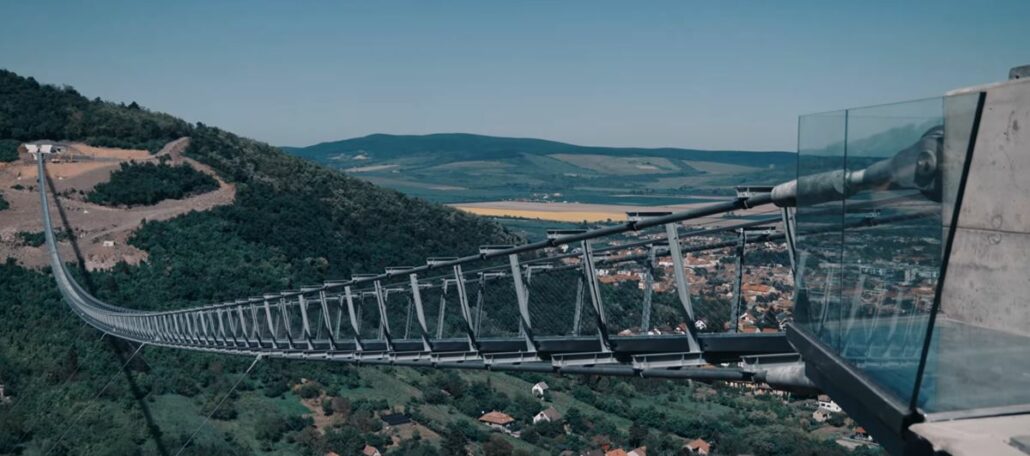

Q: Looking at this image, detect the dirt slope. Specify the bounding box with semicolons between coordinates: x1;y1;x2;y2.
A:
0;138;235;270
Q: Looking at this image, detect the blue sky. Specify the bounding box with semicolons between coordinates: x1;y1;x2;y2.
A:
2;0;1027;151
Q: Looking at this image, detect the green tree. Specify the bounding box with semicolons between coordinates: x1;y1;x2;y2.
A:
441;423;469;455
482;435;513;456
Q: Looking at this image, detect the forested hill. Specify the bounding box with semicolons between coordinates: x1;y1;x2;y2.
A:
0;69;190;152
0;69;511;454
283;133;796;168
0;68;513;285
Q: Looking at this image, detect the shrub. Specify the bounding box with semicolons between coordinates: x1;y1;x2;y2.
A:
87;161;218;207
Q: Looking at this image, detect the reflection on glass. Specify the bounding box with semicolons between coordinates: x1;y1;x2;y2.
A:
793;98;961;407
839;97;944;405
794;110;847;350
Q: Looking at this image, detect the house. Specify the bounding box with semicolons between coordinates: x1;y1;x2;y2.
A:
0;384;10;404
361;445;382;456
532;381;549;397
628;447;647;456
479;411;515;430
817;394;843;413
533;406;562;424
380;413;412;427
853;427;873;441
605;449;629;456
685;438;711;455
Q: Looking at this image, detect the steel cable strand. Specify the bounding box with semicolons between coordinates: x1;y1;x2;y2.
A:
174;355;262;456
44;343;147;455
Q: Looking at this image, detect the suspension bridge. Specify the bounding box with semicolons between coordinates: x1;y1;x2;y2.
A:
35;69;1030;455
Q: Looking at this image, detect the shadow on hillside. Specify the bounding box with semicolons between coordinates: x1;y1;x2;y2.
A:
44;168;171;456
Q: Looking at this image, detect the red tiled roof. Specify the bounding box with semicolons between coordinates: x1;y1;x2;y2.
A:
687;438;711;452
479;411;515;425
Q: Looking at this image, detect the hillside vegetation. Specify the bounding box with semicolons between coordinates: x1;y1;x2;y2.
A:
0;70;191;152
87;161;220;207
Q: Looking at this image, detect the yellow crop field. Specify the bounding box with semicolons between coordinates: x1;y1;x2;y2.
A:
451;206;625;223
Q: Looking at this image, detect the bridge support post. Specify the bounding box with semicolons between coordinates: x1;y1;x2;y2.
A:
373;280;395;352
317;290;338;350
437;281;449;339
297;291;316;350
235;302;252;348
581;240;613;352
452;265;480;352
199;311;215;346
248;304;264;348
262;296;279;349
781;207;798;280
508;254;539;353
217;307;236;347
664;223;702;352
185;313;200;345
344;286;365;351
278;294;296;349
641;245;658;333
731;228;747;333
409;274;434;352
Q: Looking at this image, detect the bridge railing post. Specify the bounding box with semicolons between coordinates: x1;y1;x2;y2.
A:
343;285;364;352
409;274;434;352
640;244;658;334
297;290;317;350
234;302;252;348
317;289;338;351
730;228;747;333
580;240;613;353
261;295;279;350
278;293;295;349
452;264;479;353
247;302;264;349
665;222;703;352
508;254;538;353
372;280;394;352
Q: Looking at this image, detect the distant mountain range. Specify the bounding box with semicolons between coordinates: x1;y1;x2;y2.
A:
283;133;797;204
283;133;795;168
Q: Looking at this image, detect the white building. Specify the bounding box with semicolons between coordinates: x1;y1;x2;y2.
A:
533;406;561;424
817;394;843;413
21;141;66;160
531;381;549;397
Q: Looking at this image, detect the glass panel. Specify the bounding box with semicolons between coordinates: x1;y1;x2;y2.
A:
793;110;847;348
792;97;983;409
915;92;1030;414
839;97;944;405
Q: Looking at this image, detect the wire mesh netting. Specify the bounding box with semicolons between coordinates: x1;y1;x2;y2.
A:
525;265;585;337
